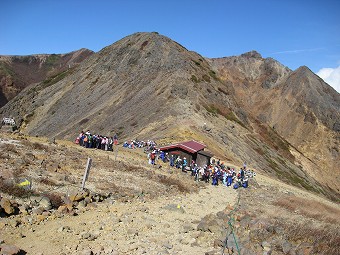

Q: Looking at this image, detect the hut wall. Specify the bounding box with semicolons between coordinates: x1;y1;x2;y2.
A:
161;148;194;165
196;153;211;167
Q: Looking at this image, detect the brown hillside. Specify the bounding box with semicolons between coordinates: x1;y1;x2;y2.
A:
0;48;94;107
210;54;340;196
0;32;339;201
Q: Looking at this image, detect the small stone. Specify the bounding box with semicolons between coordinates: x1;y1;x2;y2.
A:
8;219;20;228
57;205;68;214
163;242;173;249
36;215;46;222
80;249;93;255
31;207;44;215
81;232;91;239
18;205;28;215
0;244;21;255
282;241;293;254
39;197;52;210
0;198;15;215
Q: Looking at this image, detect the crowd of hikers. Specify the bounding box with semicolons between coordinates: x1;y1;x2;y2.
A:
75;132;254;188
122;140;157;150
146;150;254;189
75;130;118;151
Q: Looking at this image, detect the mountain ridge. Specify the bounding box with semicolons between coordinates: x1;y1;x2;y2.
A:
0;48;94;107
0;32;339;201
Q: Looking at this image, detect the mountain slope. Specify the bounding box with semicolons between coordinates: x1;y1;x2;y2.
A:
1;32;235;139
0;48;94;107
209;54;340;195
0;32;339;201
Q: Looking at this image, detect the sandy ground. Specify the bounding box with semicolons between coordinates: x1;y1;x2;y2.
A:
1;134;339;255
2;180;237;255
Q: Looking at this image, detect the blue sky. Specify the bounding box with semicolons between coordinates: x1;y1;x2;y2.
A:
1;0;340;91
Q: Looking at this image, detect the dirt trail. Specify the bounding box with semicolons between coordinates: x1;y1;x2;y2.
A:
4;181;237;255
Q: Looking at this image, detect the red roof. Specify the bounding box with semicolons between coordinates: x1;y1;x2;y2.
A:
159;140;206;154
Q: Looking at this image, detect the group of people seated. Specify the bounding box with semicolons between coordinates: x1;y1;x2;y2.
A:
123;140;157;150
192;164;252;189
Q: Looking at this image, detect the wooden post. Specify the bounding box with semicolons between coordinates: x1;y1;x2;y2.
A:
81;158;92;190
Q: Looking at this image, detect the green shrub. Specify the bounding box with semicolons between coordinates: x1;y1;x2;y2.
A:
191;75;199;83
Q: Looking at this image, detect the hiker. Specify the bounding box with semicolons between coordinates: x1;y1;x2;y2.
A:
240;167;245;180
223;170;227;185
175;157;182;169
150;151;156;165
169;155;175;167
108;137;113;151
227;168;233;186
182;157;187;172
159;151;165;162
84;134;89;148
202;165;210;183
164;153;169;163
113;134;118;145
89;134;94;148
242;176;248;188
193;165;200;181
190;160;196;176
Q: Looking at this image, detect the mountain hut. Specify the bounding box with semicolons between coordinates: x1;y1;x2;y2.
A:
159;140;213;167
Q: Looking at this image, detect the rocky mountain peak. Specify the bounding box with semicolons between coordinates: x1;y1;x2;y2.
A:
240;50;262;59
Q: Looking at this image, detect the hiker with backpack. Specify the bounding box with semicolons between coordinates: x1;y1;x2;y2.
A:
150;151;156;165
182;157;187;172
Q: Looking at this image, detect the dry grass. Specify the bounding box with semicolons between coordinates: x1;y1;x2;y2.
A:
0;151;11;160
0;143;18;154
38;177;59;186
21;139;49;151
278;220;340;255
44;192;64;209
156;174;192;193
274;195;340;224
0;178;34;198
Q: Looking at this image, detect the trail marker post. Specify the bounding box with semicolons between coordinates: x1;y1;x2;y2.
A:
81;157;92;190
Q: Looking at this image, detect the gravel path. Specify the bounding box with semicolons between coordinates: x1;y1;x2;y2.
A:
4;182;237;255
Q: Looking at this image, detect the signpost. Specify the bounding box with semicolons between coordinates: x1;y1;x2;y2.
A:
2;117;16;126
81;158;92;190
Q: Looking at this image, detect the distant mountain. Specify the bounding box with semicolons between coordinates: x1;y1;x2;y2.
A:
0;32;339;201
209;53;340;197
0;48;94;107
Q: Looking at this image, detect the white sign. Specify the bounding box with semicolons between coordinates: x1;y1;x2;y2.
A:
2;117;16;126
81;158;92;190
